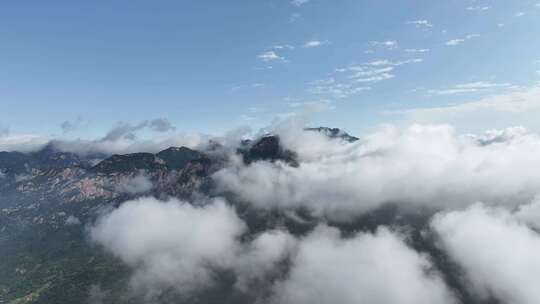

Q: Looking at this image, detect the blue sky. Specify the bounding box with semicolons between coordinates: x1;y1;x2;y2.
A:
1;0;539;138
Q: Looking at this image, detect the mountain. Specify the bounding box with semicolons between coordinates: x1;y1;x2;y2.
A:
304;127;359;142
0;129;483;304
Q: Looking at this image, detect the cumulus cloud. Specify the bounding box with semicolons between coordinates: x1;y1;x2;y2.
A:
90;197;246;297
271;225;456;304
90;196;461;303
114;173;153;194
215;123;540;221
432;203;540;304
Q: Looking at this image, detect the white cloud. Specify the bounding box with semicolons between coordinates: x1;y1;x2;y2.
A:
405;48;430;53
328;58;421;89
405;84;540;115
350;66;394;78
370;40;399;50
466;6;490;11
366;58;423;66
273;44;295;50
271;225;456;304
514;196;540;230
353;73;395;83
90;197;247;297
215;122;540;221
406;20;433;28
445;39;465;46
445;34;479;46
427;81;513;95
303;40;329;48
432;203;540;304
257;51;284;62
514;12;526;17
309;80;371;98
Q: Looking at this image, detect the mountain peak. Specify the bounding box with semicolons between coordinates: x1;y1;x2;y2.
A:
305;127;359;142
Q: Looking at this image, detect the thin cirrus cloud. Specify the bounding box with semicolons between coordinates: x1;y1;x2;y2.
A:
405;48;430;53
257;51;284;62
406;20;433;28
466;6;490;11
427;81;513;95
445;34;480;46
308;78;371;99
369;40;399;50
396;84;540;128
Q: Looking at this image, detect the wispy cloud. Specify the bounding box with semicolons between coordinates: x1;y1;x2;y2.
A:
466;6;490;11
309;78;371;98
366;58;423;66
303;40;330;48
445;39;465;46
514;12;525;17
406;20;433;28
445;34;480;46
369;40;398;50
274;44;295;50
405;48;430;53
257;51;284;62
427;81;513;95
332;58;422;86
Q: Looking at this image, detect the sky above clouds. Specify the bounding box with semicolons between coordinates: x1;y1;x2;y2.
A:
0;0;539;138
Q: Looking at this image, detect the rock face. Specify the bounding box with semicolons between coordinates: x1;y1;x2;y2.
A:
238;135;297;165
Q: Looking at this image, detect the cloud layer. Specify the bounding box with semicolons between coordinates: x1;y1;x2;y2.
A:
271;225;456;304
432;204;540;304
215;124;540;221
